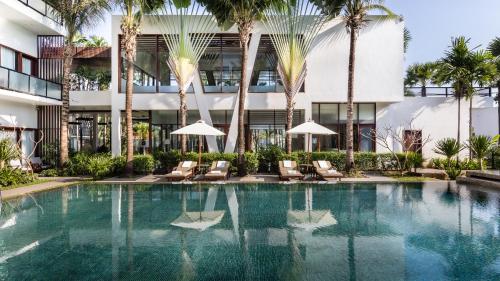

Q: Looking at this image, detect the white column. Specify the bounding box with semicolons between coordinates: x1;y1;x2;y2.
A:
111;106;121;156
225;186;240;242
224;32;262;153
192;72;219;152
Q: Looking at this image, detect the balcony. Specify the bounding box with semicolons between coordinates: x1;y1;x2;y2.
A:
405;86;498;98
17;0;62;25
0;66;62;100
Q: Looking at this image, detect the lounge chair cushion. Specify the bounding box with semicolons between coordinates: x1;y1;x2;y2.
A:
182;161;192;168
318;160;328;169
288;170;297;175
209;170;221;174
283;160;292;168
327;169;338;174
216;161;226;168
172;171;182;175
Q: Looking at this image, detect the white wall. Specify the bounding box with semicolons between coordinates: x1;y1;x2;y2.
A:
473;107;498;137
0;99;37;128
376;97;470;159
0;18;38;57
307;17;404;103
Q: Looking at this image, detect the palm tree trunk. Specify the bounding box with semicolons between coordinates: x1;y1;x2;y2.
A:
179;89;187;154
497;81;500;137
422;85;426;97
457;91;461;161
469;96;473;159
59;43;74;167
346;29;357;174
237;24;251;176
286;93;294;155
123;26;138;176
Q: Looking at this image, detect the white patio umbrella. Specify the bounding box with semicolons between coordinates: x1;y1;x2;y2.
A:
171;120;225;166
287;120;337;164
287;188;337;231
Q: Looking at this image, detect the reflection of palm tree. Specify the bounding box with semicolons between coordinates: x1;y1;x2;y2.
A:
127;185;134;271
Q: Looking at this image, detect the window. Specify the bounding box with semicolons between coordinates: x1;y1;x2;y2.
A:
1;47;16;70
313;103;376;152
199;35;242;93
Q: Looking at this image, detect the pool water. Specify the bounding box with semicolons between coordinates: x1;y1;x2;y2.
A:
0;182;499;281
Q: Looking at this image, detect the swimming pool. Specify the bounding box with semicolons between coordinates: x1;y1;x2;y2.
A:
0;182;498;280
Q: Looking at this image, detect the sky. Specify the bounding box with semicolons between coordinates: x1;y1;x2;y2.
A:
90;0;500;69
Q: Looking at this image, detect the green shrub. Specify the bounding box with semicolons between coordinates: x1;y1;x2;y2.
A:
133;155;155;174
406;152;424;172
111;156;126;175
0;168;36;187
244;152;259;174
310;151;346;170
0;138;20;169
39;168;59;177
430;158;481;171
445;163;462;180
87;155;114;179
154;150;181;171
257;145;286;173
355;152;379;171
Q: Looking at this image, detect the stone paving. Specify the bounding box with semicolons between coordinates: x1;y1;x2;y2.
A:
1;177;86;200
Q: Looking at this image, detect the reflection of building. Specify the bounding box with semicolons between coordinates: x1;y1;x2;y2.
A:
1;183;499;279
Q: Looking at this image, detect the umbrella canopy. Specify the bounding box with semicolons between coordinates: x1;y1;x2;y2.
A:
286;120;337;135
287;210;337;231
171;120;225;136
171;210;225;231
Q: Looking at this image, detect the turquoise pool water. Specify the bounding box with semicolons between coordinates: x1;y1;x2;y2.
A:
0;182;499;280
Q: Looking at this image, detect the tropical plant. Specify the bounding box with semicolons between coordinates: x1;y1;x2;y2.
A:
262;0;333;154
405;62;437;96
86;35;109;47
0;139;20;169
45;0;110;167
488;37;500;136
199;0;281;176
153;0;217;154
434;37;496;156
114;0;165;175
133;122;149;154
403;27;411;54
433;138;463;168
467;135;499;170
315;0;397;174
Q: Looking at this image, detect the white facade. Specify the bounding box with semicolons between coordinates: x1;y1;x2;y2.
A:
0;8;498;161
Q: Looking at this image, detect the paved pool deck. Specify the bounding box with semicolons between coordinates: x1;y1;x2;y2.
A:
2;172;445;200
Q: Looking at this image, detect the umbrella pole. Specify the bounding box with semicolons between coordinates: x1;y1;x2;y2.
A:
198;135;202;167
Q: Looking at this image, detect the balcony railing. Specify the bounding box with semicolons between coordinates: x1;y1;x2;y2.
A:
0;66;62;100
17;0;62;25
405;86;498;98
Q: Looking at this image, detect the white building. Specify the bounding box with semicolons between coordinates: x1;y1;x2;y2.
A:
1;2;498;162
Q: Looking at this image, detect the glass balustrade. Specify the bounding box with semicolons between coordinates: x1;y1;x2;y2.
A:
0;66;62;100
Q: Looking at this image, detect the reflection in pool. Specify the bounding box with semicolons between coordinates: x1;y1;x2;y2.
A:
0;183;499;280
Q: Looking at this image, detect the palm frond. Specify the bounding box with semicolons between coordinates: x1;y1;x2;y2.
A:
153;1;218;91
263;0;328;98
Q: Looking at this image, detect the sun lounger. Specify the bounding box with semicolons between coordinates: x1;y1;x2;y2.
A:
204;161;230;181
279;160;304;181
313;160;343;181
166;161;197;181
9;159;31;172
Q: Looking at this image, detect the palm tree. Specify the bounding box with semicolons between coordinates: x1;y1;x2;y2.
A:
262;0;334;154
433;138;463;169
403;27;411;54
114;0;165;175
86;35;109;47
154;1;217;154
405;62;437;97
315;0;396;174
435;37;475;157
466;50;496;155
199;0;281;175
45;0;110;167
488;37;500;136
467;135;498;170
435;37;496;159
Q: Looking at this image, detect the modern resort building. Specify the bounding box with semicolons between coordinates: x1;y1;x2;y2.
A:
0;0;498;162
